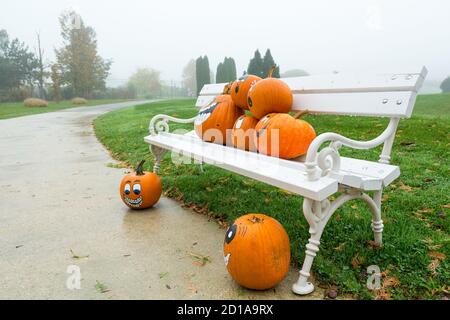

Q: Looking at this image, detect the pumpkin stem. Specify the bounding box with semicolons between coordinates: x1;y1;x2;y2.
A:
249;216;264;223
294;109;310;119
135;160;146;175
267;65;277;78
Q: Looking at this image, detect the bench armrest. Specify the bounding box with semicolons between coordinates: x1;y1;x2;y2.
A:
305;118;400;180
149;114;196;135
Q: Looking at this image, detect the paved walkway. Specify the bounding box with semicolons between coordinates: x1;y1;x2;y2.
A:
0;101;322;299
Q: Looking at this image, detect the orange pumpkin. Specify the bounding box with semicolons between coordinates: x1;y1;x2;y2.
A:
230;72;261;110
120;160;162;209
255;111;316;159
247;67;293;119
223;214;290;290
194;93;243;145
231;114;259;151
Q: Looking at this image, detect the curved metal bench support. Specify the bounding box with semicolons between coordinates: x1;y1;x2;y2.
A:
149;114;197;173
292;189;383;295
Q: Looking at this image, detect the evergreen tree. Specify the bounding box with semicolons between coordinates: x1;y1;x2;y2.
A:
195;55;210;95
262;49;280;78
216;57;237;83
440;77;450;93
247;50;264;78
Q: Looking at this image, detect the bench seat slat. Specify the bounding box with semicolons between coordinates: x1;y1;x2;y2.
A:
184;130;399;188
145;132;400;198
145;133;338;201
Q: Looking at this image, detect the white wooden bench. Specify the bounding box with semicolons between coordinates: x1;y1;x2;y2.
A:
144;67;427;295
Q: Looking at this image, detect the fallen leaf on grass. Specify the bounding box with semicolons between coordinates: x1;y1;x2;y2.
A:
351;254;365;269
95;281;110;293
334;242;346;251
443;204;450;209
367;240;382;249
398;182;414;192
428;259;440;276
400;141;416;147
70;249;89;259
188;252;211;266
429;251;446;261
373;274;400;300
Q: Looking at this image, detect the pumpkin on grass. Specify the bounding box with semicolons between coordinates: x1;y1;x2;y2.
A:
255;111;316;159
231;114;259;151
247;66;293;119
194;85;243;145
120;160;162;209
230;72;261;110
223;214;290;290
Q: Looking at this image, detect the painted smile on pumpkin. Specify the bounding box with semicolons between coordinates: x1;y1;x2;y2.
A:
194;102;219;126
124;196;143;208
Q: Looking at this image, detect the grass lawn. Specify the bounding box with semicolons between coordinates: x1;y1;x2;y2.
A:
94;94;449;299
0;99;133;120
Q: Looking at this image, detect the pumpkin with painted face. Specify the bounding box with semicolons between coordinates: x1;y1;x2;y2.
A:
247;67;293;119
194;91;243;145
231;114;258;151
230;72;261;110
255;111;316;159
223;214;290;290
120;160;162;209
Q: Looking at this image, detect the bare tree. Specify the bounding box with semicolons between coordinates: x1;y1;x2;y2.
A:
35;33;46;99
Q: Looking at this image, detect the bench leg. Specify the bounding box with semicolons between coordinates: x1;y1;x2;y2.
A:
293;197;331;295
293;190;384;295
371;190;384;246
150;145;167;174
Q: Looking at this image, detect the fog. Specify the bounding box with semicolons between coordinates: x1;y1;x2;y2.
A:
1;0;449;87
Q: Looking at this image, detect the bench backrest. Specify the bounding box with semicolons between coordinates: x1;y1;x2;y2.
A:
196;67;427;118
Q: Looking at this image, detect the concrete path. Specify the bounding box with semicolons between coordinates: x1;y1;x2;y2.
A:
0;101;323;299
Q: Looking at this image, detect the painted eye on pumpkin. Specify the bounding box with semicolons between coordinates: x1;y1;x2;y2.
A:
124;183;131;195
133;183;141;195
225;224;237;244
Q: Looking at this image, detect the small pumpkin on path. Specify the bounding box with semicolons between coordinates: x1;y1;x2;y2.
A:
120;160;162;209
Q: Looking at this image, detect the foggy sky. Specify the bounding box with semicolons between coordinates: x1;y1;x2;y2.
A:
1;0;449;86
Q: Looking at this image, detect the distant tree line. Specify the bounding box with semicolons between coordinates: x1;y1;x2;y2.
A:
216;57;236;83
0;11;137;103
